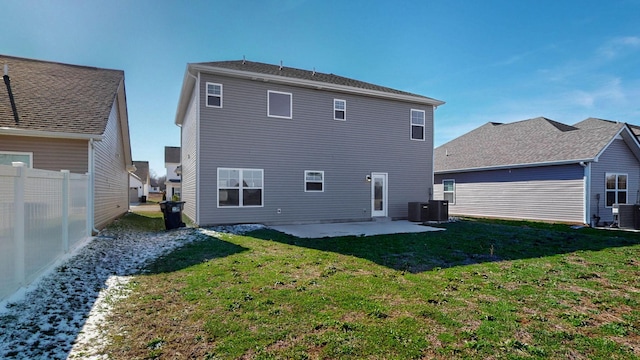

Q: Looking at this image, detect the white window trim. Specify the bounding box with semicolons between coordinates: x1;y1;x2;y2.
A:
304;170;324;192
0;151;33;168
605;172;628;208
333;99;346;121
443;179;455;205
206;82;223;108
410;109;426;141
217;168;264;208
267;90;293;119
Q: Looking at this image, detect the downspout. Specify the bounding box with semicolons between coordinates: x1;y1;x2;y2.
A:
580;161;591;226
88;138;99;234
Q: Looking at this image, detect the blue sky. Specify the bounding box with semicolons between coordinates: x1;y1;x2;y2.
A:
4;0;640;175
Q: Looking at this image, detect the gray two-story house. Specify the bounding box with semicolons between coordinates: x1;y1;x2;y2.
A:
174;60;444;226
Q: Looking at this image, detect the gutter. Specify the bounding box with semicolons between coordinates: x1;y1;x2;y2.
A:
435;158;596;175
0;127;103;140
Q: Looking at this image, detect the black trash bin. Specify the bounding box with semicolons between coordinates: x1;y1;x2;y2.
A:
159;201;186;230
408;202;430;222
139;195;147;203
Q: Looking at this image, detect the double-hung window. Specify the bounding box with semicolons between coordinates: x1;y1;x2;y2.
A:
218;168;264;207
443;179;455;204
206;83;222;108
605;173;627;207
305;171;324;192
0;151;32;167
267;90;292;119
334;99;346;120
411;109;425;141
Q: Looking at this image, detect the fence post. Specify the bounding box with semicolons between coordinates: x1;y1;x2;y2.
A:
61;170;70;253
12;162;26;286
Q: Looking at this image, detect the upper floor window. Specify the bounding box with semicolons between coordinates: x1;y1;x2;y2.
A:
443;179;455;204
411;109;425;141
606;173;627;207
218;168;264;207
206;83;223;108
305;170;324;192
334;99;346;121
0;151;32;167
268;90;292;119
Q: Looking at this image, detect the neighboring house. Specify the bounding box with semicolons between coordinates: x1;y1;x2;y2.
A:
129;172;143;203
433;117;640;225
132;160;150;199
149;178;160;193
174;60;444;226
165;146;181;199
0;54;134;230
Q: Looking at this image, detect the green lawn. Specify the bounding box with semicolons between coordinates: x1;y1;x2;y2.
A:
104;216;640;359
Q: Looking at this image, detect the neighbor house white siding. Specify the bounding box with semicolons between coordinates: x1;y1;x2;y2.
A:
93;99;129;229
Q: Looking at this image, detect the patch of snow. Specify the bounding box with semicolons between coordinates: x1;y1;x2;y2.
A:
0;224;263;359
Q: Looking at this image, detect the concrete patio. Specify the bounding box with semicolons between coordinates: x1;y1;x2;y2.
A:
272;220;445;238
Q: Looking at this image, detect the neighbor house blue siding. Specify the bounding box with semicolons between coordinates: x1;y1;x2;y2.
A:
434;164;585;223
590;138;640;224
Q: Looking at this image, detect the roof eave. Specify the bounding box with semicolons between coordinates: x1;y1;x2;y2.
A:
189;63;445;107
434;158;594;174
0;127;104;141
175;66;198;126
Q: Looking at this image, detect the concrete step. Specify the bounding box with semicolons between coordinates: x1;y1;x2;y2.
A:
372;216;392;222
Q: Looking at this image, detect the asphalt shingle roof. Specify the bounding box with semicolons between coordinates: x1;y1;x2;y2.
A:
0;54;123;135
164;146;180;163
195;60;442;102
132;161;149;182
435;117;627;173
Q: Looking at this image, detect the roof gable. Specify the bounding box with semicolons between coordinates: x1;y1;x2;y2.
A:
435;117;629;173
0;54;124;136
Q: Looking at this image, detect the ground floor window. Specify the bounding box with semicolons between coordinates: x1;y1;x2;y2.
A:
443;179;455;204
218;168;263;207
0;151;32;167
605;173;627;207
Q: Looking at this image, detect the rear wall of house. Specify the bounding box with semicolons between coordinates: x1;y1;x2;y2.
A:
194;73;434;225
590;138;640;224
0;135;88;173
434;164;585;223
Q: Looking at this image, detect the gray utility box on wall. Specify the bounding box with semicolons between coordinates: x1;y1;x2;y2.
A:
408;202;429;222
428;200;449;222
617;204;640;229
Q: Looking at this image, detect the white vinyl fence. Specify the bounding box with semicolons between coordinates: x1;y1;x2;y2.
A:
0;163;89;301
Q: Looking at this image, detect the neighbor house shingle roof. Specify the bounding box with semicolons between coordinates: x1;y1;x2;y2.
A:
194;60;443;103
435;117;628;173
164;146;180;163
0;54;124;135
132;161;149;182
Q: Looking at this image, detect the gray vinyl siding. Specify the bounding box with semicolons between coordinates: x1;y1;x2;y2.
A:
180;86;198;223
195;73;434;225
590;138;640;224
434;164;585;223
0;135;88;173
93;100;129;229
